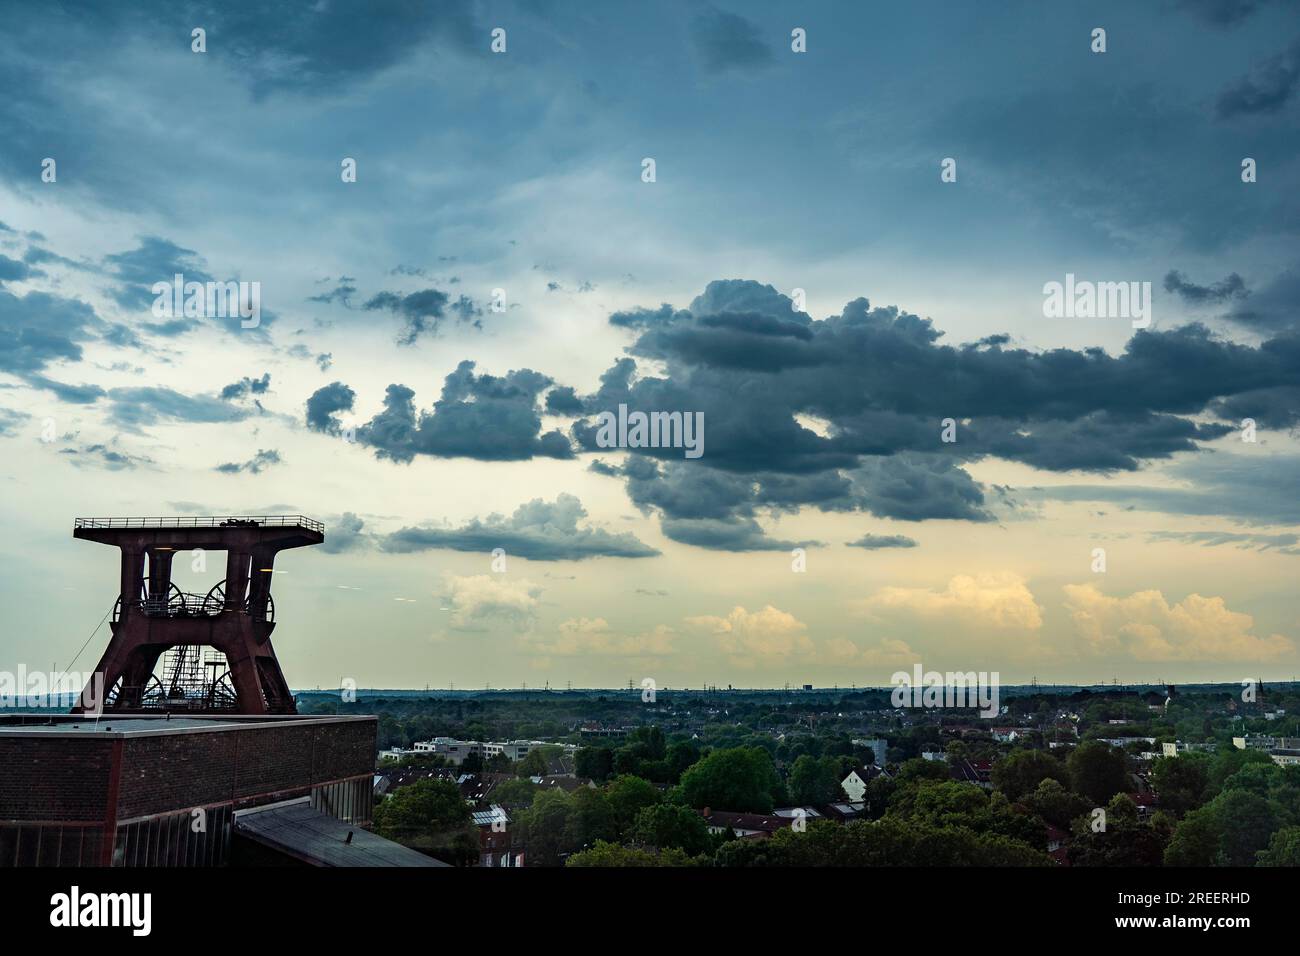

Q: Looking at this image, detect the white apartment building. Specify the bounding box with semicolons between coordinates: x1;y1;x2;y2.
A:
411;737;551;765
1271;749;1300;767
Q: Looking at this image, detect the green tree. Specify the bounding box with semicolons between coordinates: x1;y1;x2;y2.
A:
575;746;614;782
713;817;1050;868
515;789;576;866
565;840;699;867
627;725;667;760
896;758;951;785
1215;789;1277;866
1149;754;1209;816
1163;788;1278;866
1164;804;1221;866
630;803;713;856
992;750;1067;801
567;786;617;849
1067;741;1129;805
679;747;782;813
1022;778;1091;830
516;748;550;778
1206;747;1273;797
666;740;701;781
787;755;843;805
492;778;540;807
1257;825;1300;866
460;752;484;773
1069;794;1168;867
604;774;662;837
373;778;477;866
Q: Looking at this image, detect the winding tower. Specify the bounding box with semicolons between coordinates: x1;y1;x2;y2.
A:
71;515;324;715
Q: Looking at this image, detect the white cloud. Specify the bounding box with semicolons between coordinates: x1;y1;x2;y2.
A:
685;605;813;666
821;636;918;667
441;574;542;632
855;572;1044;631
1063;584;1294;662
528;617;676;656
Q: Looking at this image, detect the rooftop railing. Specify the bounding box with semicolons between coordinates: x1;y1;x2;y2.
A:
75;515;325;534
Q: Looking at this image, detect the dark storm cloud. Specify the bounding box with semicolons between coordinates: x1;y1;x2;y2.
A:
1149;529;1300;555
22;375;105;405
350;362;573;463
22;245;93;272
141;318;202;338
0;287;109;403
0;288;100;376
0;255;33;283
101;323;144;349
1206;385;1300;428
545;385;585;415
593;456;818;550
102;237;275;337
9;0;477;98
0;406;30;436
609;304;685;330
575;281;1296;471
848;533;919;550
1177;0;1278;27
103;237;210;312
308;277;357;306
844;455;993;522
214;448;282;475
659;515;807;552
691;9;774;74
59;443;152;471
320;512;369;554
187;0;478;97
363;289;480;345
106;386;251;430
1027;453;1300;525
1216;36;1300;118
1163;269;1249;305
932;83;1298;252
967;411;1235;472
382;493;659;561
561;279;1300;548
220;373;271;401
304;381;356;435
1221;265;1300;334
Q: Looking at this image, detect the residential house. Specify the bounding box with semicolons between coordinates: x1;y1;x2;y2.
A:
821;802;866;824
700;808;791;839
950;759;993;790
841;765;889;802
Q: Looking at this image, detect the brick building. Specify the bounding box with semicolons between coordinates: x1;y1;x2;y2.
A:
0;713;377;866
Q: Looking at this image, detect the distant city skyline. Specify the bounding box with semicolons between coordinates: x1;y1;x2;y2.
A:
1;2;1298;690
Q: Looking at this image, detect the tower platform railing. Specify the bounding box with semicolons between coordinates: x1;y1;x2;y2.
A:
74;515;324;533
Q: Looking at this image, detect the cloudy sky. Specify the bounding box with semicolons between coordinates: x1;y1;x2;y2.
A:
1;0;1298;691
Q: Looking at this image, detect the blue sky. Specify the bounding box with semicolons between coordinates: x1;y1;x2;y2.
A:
1;0;1298;689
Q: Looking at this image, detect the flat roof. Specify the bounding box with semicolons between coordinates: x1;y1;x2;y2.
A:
0;713;375;739
235;799;448;867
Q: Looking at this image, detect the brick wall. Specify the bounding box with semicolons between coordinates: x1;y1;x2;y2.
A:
117;718;377;818
1;717;376;824
0;738;115;822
